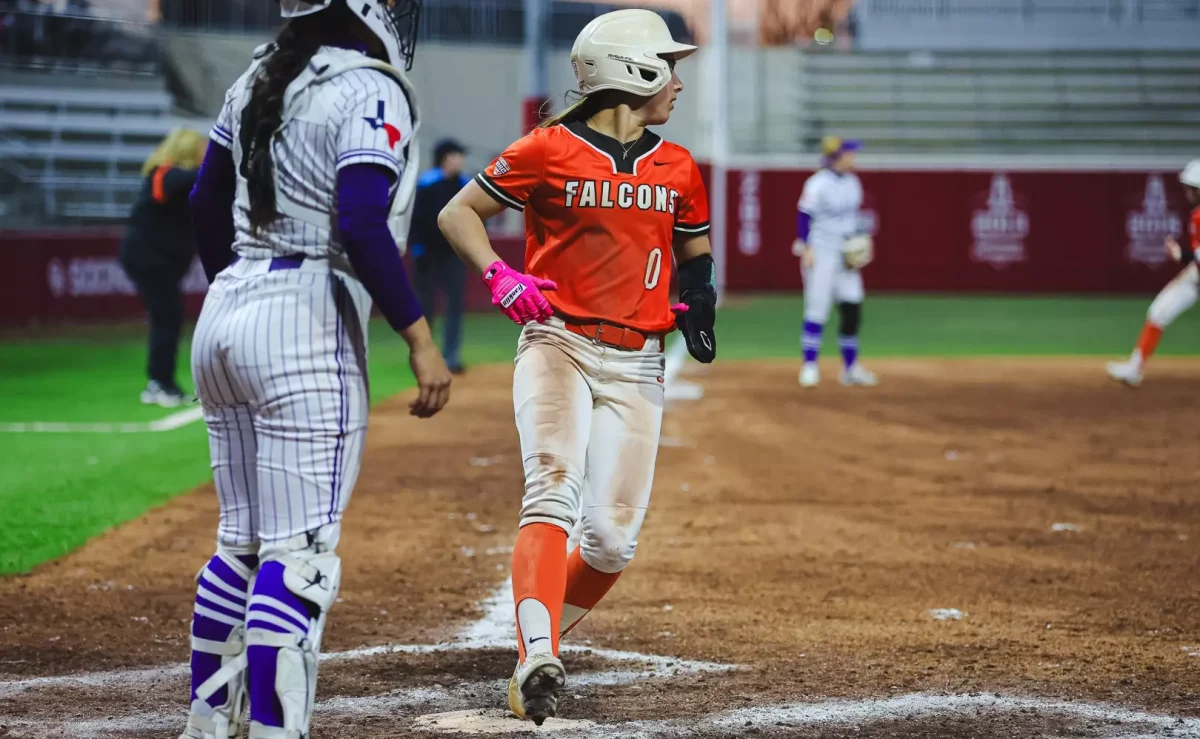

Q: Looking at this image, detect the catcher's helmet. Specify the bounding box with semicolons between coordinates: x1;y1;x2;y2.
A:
277;0;420;70
1180;159;1200;189
571;9;697;98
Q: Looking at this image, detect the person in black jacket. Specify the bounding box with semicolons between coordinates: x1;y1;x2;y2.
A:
410;138;471;374
120;128;207;407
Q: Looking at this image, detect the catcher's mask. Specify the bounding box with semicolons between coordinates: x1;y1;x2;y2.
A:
277;0;421;71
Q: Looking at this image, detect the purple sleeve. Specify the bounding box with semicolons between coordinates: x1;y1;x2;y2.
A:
337;164;424;332
189;144;237;283
797;211;812;242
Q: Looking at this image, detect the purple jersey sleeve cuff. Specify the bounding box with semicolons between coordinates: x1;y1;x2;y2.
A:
337;164;424;332
190;144;237;283
797;211;813;242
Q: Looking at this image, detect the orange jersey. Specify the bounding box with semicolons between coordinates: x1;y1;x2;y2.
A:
475;121;710;334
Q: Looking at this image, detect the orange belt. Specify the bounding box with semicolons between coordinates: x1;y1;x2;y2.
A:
562;320;661;352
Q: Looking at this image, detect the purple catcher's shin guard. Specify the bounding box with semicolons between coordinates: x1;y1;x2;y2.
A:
245;528;341;738
246;561;316;729
182;548;257;739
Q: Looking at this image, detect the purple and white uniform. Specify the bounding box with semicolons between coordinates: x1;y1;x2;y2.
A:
180;39;422;739
192;45;419;549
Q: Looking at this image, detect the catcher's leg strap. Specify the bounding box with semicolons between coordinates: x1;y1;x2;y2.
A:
184;544;258;739
838;301;862;337
247;526;341;739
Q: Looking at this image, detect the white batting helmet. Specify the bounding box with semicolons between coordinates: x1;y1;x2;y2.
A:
278;0;420;70
571;9;697;98
1181;160;1200;189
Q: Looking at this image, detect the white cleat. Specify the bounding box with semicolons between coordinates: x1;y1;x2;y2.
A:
141;380;190;408
840;364;879;387
799;363;820;388
1106;360;1143;387
507;653;567;726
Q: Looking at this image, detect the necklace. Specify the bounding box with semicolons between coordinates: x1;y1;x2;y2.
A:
587;116;641;159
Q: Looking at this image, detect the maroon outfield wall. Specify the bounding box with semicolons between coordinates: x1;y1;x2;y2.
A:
727;166;1185;293
0;230;527;326
0;167;1186;325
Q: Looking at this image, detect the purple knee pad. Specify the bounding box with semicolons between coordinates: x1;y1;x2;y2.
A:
247;560;316;728
190;552;257;707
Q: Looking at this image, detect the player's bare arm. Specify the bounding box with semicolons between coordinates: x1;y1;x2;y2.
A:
400;317;451;418
438;180;507;272
439;158;557;325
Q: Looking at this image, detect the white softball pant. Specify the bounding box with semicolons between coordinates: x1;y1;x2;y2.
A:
802;249;864;323
512;319;665;574
190;256;372;549
1148;262;1199;328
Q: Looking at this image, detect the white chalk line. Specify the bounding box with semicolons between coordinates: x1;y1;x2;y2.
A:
14;688;1200;738
663;337;703;403
1;339;693;436
0;405;204;434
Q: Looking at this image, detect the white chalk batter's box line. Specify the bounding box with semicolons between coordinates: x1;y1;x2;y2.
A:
3;583;1200;737
8;352;1192;735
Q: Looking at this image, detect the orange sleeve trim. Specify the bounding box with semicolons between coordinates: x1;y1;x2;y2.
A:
151;166;171;204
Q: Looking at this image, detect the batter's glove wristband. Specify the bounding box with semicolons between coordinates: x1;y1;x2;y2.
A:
1182;246;1196;266
674;254;717;363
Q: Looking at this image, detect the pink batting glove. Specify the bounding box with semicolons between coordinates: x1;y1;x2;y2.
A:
671;303;690;314
482;261;558;325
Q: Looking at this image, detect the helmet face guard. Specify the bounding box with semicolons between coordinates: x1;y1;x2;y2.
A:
380;0;420;71
277;0;421;71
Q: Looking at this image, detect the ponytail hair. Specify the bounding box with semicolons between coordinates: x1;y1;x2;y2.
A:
240;8;350;234
538;90;618;130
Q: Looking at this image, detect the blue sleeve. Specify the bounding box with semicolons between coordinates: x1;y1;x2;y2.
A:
189;144;237;283
337;164;424;332
797;211;812;242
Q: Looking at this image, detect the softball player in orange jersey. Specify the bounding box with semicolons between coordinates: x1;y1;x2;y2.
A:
1107;160;1200;387
438;9;717;725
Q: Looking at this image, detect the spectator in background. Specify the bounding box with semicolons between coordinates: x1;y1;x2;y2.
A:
410;139;471;374
120;128;207;407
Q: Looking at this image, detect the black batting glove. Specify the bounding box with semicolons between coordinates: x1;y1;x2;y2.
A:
674;254;717;364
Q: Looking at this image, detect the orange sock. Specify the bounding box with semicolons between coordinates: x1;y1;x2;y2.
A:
561;547;623;637
1136;322;1164;362
511;523;568;661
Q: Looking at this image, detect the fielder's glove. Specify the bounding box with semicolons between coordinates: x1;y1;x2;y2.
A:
673;254;717;363
842;234;874;270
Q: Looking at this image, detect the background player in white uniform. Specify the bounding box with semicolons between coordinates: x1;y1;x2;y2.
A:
180;1;449;737
792;136;878;388
1107;160;1200;387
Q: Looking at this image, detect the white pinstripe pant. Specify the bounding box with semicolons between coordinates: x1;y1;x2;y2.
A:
191;257;372;548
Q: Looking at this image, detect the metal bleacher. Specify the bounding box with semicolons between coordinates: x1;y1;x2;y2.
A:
739;48;1200;157
0;81;210;224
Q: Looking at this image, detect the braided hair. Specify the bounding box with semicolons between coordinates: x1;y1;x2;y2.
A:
240;5;352;234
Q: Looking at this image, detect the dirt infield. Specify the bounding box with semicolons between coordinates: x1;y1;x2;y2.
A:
1;358;1199;738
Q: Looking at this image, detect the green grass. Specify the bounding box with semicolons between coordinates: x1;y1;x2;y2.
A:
2;295;1197;574
716;294;1200;360
0;315;520;574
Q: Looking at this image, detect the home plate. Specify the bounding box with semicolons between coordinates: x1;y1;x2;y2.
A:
413;710;596;734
